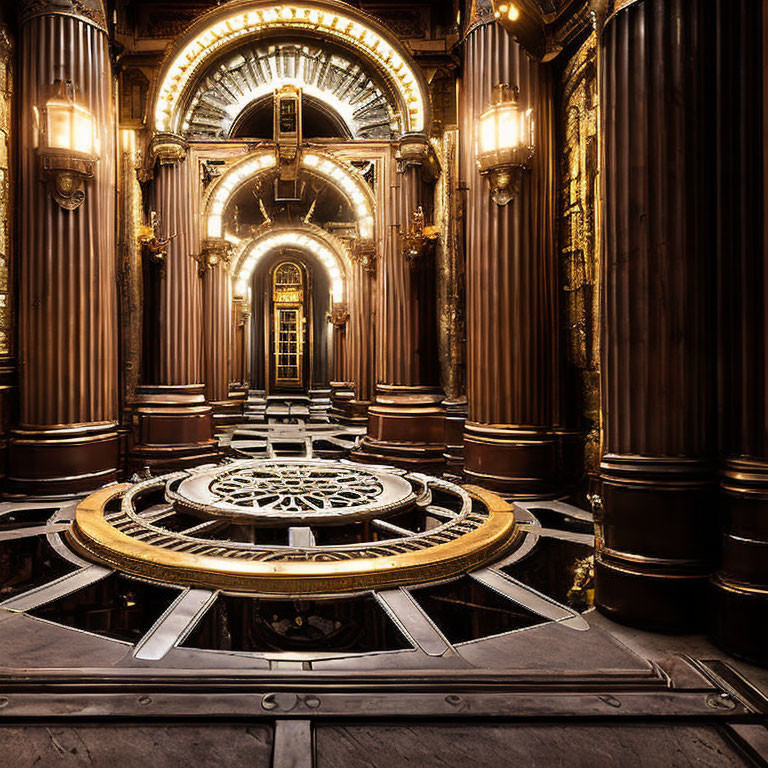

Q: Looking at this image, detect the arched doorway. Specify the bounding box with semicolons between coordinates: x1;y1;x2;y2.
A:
270;260;308;391
249;248;333;395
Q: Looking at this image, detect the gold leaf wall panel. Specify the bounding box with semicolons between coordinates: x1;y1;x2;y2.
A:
558;31;600;471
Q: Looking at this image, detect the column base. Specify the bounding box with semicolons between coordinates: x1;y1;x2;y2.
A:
329;382;368;426
7;422;119;498
211;399;243;434
128;385;218;472
463;423;559;497
710;457;768;664
0;360;16;490
595;454;718;632
308;388;332;421
352;385;445;471
443;398;467;470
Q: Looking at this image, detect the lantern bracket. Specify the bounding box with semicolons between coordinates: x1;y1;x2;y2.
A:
36;79;99;211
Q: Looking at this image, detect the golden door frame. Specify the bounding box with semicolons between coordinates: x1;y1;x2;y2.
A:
266;258;313;393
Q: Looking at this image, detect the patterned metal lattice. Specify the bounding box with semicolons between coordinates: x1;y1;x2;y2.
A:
68;461;517;594
208;463;384;514
168;459;416;525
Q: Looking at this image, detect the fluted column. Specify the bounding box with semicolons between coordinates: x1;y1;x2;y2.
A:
129;144;216;470
596;0;718;630
348;261;375;406
462;22;560;496
710;0;768;664
332;259;374;426
9;0;119;496
203;262;237;433
355;143;445;469
0;22;14;489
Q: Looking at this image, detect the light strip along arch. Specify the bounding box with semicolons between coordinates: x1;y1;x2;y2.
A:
152;0;429;137
232;225;350;303
204;149;376;243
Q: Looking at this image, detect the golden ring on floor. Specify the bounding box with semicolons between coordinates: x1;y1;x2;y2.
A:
67;481;518;596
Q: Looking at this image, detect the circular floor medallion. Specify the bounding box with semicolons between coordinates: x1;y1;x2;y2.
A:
68;460;518;596
168;459;416;525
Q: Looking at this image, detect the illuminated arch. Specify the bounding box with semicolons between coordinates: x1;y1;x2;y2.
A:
232;225;350;303
152;0;429;137
203;149;375;242
184;42;393;140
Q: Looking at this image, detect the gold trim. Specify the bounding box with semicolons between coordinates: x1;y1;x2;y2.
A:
68;484;517;595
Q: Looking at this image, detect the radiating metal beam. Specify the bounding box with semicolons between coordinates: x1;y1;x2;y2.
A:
375;588;452;656
272;719;313;768
0;565;112;612
372;519;413;537
470;567;590;631
133;588;217;661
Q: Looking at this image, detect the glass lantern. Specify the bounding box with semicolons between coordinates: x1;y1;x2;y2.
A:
476;84;534;205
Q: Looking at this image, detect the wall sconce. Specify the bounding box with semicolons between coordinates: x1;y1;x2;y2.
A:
350;240;377;275
37;79;99;210
196;239;232;278
476;83;534;206
401;206;439;267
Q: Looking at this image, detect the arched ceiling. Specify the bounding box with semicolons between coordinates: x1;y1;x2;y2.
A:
152;0;430;137
183;40;395;140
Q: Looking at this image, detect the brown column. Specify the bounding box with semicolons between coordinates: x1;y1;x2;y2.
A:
355;143;445;470
129;143;216;470
331;307;348;383
710;0;768;664
462;23;560;496
9;0;119;496
227;294;248;417
0;22;14;488
335;258;376;426
202;259;237;433
595;0;718;630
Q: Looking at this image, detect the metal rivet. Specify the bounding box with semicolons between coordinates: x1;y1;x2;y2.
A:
598;694;621;708
304;695;321;709
445;694;463;707
138;695;152;706
0;697;9;709
706;693;737;711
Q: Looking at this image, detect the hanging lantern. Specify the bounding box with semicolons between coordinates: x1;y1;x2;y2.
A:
475;83;534;206
37;79;99;210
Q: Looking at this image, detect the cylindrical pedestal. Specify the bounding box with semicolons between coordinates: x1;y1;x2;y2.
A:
461;22;560;497
10;0;119;496
596;0;718;630
356;385;445;470
128;385;217;471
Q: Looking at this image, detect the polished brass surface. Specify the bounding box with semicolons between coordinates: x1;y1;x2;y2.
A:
558;31;600;472
68;463;517;595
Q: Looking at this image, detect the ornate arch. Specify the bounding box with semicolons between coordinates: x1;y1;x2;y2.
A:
203;148;376;242
184;41;394;140
152;0;430;137
232;224;351;303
